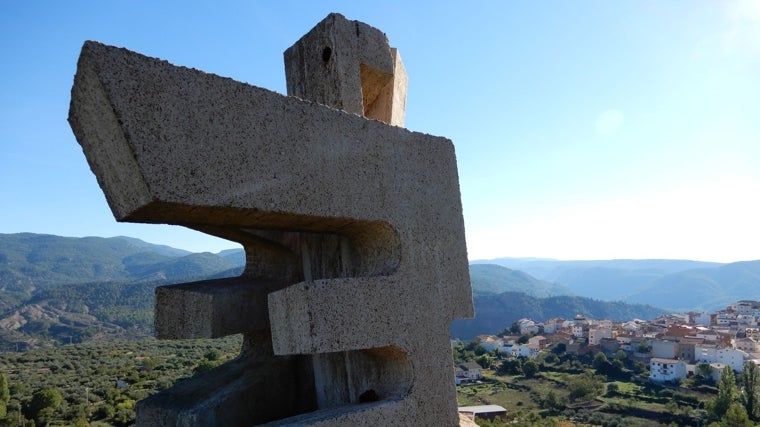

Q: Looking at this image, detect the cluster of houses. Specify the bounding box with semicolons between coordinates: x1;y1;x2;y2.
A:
455;300;760;385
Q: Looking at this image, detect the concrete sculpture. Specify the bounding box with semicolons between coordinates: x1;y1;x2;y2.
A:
69;13;473;426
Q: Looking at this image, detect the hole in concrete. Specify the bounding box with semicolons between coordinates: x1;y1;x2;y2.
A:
322;46;332;62
311;346;413;408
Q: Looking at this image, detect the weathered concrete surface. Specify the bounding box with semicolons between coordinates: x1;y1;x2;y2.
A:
136;331;316;425
154;277;274;339
69;13;472;426
278;15;459;424
284;13;406;126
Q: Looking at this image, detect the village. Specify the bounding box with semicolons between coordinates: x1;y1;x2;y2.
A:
456;300;760;386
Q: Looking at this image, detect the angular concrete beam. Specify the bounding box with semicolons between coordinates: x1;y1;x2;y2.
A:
70;42;433;237
155;277;276;339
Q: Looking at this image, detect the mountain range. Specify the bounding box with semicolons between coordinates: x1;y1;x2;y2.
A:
1;233;759;348
0;233;244;349
457;263;668;340
473;257;760;312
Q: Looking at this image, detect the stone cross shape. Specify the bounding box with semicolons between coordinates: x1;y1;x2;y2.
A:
69;13;473;427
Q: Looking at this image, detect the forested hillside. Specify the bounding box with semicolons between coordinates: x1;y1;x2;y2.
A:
0;233;245;349
0;233;687;348
469;264;572;297
451;291;668;340
0;233;243;300
0;336;242;426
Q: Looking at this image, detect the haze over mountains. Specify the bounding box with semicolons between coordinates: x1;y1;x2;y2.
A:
1;233;758;347
472;257;760;312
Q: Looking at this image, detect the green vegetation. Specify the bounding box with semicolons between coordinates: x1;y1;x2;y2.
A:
741;361;760;421
454;342;723;426
0;233;242;299
0;335;242;426
0;233;245;349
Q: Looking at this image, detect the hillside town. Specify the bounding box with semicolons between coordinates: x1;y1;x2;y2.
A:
456;300;760;386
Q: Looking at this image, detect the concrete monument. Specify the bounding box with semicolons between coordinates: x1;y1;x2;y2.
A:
69;13;473;426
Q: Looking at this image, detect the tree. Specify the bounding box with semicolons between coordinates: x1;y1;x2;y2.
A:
204;349;222;361
192;359;221;376
697;363;714;379
27;387;63;422
510;322;521;334
611;359;626;379
476;353;494;370
567;372;605;402
464;341;488;356
722;402;753;427
496;358;522;376
711;366;737;420
543;390;559;410
632;361;648;375
551;343;566;355
593;352;609;371
0;374;9;404
741;361;760;421
606;383;620;396
522;360;539;378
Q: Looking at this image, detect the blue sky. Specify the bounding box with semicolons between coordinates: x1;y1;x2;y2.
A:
1;1;758;262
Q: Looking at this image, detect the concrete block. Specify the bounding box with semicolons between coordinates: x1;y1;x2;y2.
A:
69;13;472;426
154;277;274;339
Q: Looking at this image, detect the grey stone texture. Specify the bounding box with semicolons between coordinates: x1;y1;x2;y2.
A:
68;13;472;426
284;13;407;126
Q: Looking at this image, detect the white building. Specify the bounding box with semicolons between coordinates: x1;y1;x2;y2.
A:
621;321;641;333
650;358;687;382
514;344;540;358
457;362;483;381
589;327;612;346
542;318;565;334
731;301;760;317
517;318;540;335
478;336;502;352
736;337;759;353
572;323;589;338
716;313;737;327
690;312;712;326
528;336;548;350
696;345;746;372
596;319;613;330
